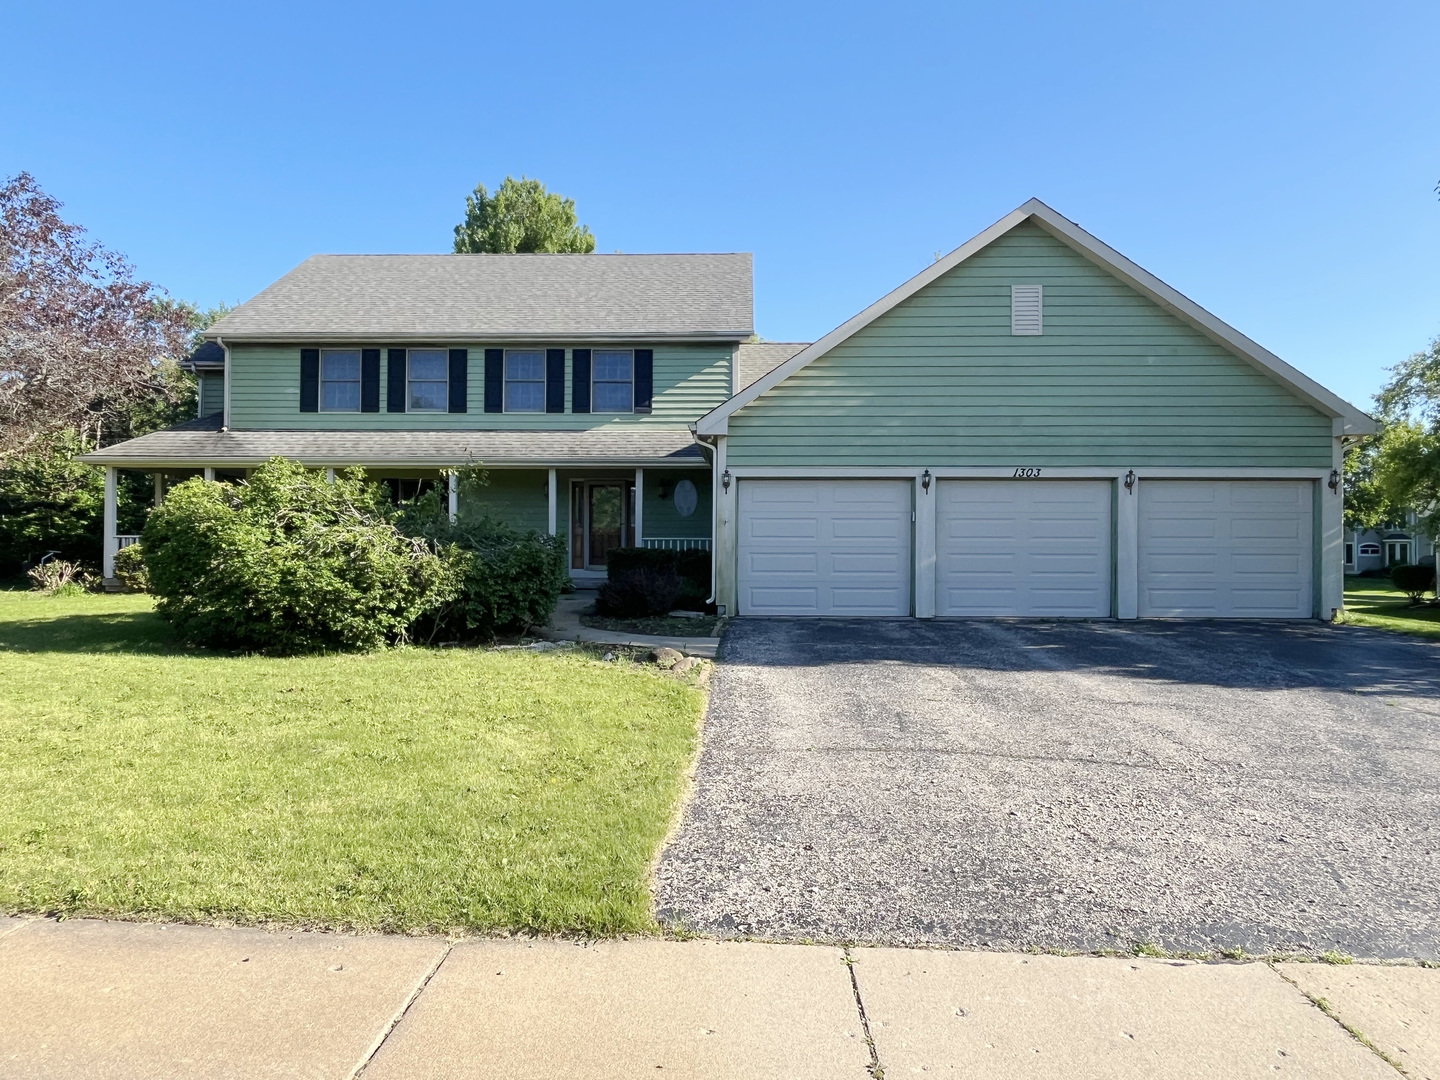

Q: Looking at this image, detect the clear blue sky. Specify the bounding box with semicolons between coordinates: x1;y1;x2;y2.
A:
6;1;1437;408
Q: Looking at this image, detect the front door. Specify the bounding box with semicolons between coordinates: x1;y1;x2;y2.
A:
588;484;626;569
571;480;635;570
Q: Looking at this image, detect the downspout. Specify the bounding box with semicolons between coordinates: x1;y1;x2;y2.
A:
690;425;719;605
217;335;230;432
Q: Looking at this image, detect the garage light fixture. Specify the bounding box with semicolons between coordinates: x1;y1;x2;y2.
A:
1124;469;1136;492
721;468;731;493
1329;469;1340;493
921;469;932;492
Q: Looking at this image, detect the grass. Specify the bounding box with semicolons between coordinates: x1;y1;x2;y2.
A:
580;612;722;638
0;590;705;935
1342;575;1440;640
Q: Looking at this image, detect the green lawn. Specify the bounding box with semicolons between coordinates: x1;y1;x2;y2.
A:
0;590;704;934
1343;575;1440;640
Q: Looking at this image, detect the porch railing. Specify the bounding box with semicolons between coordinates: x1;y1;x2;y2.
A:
116;534;142;550
642;537;711;552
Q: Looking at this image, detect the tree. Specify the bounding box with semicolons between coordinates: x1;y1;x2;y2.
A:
0;172;194;455
1343;433;1402;531
452;176;596;254
1370;335;1440;537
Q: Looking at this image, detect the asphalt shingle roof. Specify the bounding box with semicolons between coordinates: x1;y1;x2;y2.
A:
78;418;705;469
735;342;809;389
206;254;753;341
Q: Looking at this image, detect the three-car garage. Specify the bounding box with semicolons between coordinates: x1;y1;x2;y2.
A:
735;476;1320;620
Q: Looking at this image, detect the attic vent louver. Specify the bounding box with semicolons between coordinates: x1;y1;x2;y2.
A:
1011;284;1043;335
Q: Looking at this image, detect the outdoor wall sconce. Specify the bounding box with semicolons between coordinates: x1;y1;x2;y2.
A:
721;469;731;493
1329;469;1341;492
921;469;932;493
1124;469;1136;492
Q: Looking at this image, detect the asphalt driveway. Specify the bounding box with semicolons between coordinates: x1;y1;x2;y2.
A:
654;619;1440;959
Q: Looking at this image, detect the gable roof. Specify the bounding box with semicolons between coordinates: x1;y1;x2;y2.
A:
698;200;1375;436
205;253;753;343
735;341;810;390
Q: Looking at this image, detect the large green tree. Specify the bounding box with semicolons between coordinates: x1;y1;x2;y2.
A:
452;176;596;254
1365;335;1440;536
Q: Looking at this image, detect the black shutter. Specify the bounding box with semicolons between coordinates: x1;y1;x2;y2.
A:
300;348;319;412
571;348;591;413
634;349;653;414
448;349;468;413
361;349;380;412
387;349;406;412
484;348;503;413
546;349;566;413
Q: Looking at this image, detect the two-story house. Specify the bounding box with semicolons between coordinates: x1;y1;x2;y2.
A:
86;200;1375;620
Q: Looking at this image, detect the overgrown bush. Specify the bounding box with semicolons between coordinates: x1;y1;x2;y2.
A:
26;559;89;595
400;476;568;639
1391;563;1436;604
111;544;149;592
597;546;709;615
143;458;460;652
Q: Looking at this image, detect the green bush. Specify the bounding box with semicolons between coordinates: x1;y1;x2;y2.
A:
111;544;150;592
601;546;710;612
400;475;568;640
143;458;460;652
1391;563;1436;604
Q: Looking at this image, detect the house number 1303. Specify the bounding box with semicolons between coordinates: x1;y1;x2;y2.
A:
1012;467;1042;478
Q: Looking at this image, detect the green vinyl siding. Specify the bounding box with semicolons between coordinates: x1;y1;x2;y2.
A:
227;343;732;430
460;469;549;532
642;469;711;540
725;221;1333;468
198;372;224;416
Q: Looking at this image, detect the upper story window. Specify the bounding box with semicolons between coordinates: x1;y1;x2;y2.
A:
320;349;361;411
504;349;545;412
407;349;449;412
593;349;634;413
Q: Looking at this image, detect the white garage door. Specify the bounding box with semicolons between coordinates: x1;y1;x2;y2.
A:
936;480;1112;616
1139;480;1313;618
737;479;911;615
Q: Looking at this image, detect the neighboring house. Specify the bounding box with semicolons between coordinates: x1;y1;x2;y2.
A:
1345;516;1437;574
85;199;1375;620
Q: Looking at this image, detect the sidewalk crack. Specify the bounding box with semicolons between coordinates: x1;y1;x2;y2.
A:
1268;963;1407;1076
843;947;885;1079
348;942;453;1079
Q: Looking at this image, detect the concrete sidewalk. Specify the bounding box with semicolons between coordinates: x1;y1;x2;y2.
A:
536;590;721;658
1;917;1435;1079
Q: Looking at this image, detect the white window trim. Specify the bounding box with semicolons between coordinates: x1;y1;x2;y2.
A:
319;348;362;413
405;348;450;414
502;348;547;414
592;347;636;414
1358;543;1381;556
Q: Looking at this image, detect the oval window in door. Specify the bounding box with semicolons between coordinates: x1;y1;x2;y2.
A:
673;479;698;518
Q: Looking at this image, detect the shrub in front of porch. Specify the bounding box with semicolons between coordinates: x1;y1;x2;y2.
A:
143;458;459;652
400;481;568;640
595;548;709;617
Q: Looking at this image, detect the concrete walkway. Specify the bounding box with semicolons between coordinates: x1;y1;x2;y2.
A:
536;589;721;658
2;917;1435;1079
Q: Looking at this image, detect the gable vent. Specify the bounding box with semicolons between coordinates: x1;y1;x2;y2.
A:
1011;284;1043;335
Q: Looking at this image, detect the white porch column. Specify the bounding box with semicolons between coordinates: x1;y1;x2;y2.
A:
1116;473;1139;619
634;468;644;548
448;472;459;523
914;471;936;618
203;467;215;482
103;467;118;579
326;467;336;483
153;473;165;506
547;468;557;536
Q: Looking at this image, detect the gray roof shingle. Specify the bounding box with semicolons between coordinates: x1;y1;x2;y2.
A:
206;253;753;341
735;342;809;389
78;420;705;469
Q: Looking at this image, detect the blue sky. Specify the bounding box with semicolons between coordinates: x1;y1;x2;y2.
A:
5;0;1437;408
